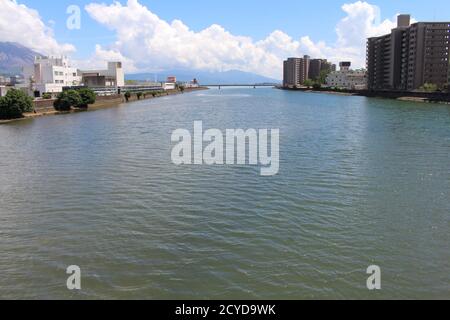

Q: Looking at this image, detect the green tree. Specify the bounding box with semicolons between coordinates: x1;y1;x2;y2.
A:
179;85;185;93
0;97;6;119
312;82;322;90
319;70;330;84
303;79;314;88
124;91;131;102
77;88;96;108
53;90;82;111
136;92;143;100
42;92;52;99
419;83;438;92
0;88;34;119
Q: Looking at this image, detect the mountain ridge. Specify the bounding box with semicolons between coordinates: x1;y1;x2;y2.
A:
0;42;41;75
126;69;280;85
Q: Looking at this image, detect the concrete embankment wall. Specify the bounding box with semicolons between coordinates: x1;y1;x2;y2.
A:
33;94;124;112
33;87;207;112
33;99;55;112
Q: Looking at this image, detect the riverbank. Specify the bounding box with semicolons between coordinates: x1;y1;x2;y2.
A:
0;87;208;124
277;86;450;104
292;89;356;96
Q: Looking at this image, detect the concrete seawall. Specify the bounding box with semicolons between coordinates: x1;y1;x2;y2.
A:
31;94;125;114
33;87;207;111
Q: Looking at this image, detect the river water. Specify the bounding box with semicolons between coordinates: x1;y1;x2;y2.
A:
0;87;449;299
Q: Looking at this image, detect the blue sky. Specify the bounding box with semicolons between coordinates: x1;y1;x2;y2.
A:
3;0;450;78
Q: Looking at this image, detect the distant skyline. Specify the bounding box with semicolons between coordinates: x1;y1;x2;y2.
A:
1;0;450;79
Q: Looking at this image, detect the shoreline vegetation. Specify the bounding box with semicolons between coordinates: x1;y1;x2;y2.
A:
0;86;208;124
3;85;448;125
276;86;450;104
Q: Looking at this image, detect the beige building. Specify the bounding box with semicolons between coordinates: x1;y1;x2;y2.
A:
80;62;125;88
284;56;336;87
367;15;450;91
283;55;311;87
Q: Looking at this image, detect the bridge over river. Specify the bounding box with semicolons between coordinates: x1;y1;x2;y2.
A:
204;84;278;88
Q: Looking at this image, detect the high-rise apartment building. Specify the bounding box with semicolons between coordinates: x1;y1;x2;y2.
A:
308;59;335;81
283;55;334;87
302;55;310;84
283;57;302;87
283;55;311;87
367;15;450;91
308;59;322;81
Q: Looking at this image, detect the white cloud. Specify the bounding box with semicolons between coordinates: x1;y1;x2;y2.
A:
85;0;282;78
299;1;399;68
73;45;138;72
297;1;411;70
86;0;291;78
85;0;402;79
0;0;75;55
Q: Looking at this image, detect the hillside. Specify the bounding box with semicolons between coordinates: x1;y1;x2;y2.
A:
126;69;280;85
0;42;41;75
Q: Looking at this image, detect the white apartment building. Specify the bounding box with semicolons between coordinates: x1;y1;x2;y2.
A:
23;56;82;95
326;62;367;90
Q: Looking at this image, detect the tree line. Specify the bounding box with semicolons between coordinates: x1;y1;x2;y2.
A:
0;88;97;120
1;85;188;120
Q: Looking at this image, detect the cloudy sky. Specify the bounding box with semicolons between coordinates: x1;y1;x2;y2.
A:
1;0;449;79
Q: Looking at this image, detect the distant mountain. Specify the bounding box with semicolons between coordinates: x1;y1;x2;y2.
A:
0;42;41;75
126;69;281;85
